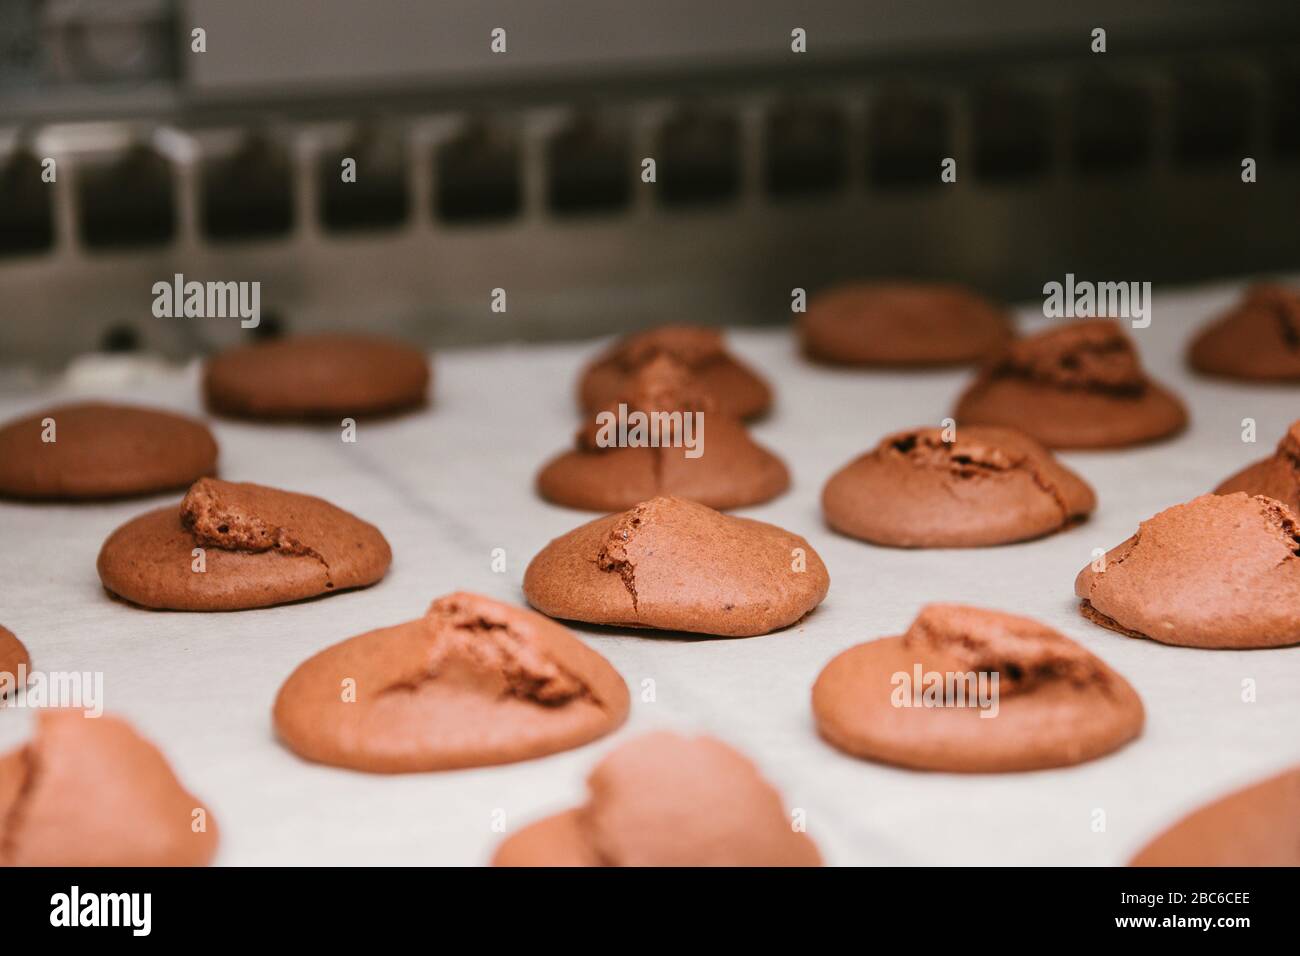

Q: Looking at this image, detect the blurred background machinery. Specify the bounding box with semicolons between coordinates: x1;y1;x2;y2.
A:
1;0;1298;365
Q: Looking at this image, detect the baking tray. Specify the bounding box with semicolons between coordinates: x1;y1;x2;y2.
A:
1;275;1297;865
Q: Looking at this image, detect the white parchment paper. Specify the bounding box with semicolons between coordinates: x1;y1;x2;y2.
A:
1;277;1297;866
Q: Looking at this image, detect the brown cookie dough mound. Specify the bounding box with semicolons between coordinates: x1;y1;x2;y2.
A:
540;355;788;511
954;319;1187;449
0;710;218;866
0;626;29;700
799;282;1012;366
97;477;391;611
204;332;430;420
0;402;217;500
523;496;829;637
274;592;628;772
812;604;1144;772
1075;492;1300;648
493;731;821;866
1188;285;1300;381
1214;419;1300;512
578;325;772;420
1131;765;1300;866
822;425;1095;547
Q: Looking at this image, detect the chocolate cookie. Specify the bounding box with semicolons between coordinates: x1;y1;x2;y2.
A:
1076;492;1300;648
274;592;628;772
97;477;391;611
540;355;788;511
204;332;430;420
1131;766;1300;866
523;496;829;637
822;425;1095;547
0;402;217;500
0;710;218;866
0;626;29;699
578;325;772;420
492;731;821;866
1214;420;1300;512
1188;285;1300;381
954;319;1187;449
812;604;1144;772
799;282;1012;366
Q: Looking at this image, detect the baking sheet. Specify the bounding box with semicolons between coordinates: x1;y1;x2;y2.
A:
1;276;1298;866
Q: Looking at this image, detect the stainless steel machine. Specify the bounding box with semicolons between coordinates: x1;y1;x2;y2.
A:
2;0;1298;365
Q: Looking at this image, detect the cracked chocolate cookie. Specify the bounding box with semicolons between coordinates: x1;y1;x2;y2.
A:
273;592;629;772
954;319;1187;449
1188;285;1300;381
822;425;1095;547
204;332;430;420
493;731;821;866
523;496;829;637
1214;419;1300;512
812;604;1144;772
1075;492;1300;648
1131;765;1300;866
0;710;218;866
0;402;217;500
0;626;29;699
799;282;1012;366
578;325;772;420
540;355;788;511
97;477;391;610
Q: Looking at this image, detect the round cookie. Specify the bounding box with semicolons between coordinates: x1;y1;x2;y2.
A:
0;709;218;866
97;477;391;611
1187;284;1300;381
523;495;829;637
822;425;1095;547
954;319;1187;449
1131;766;1300;866
578;325;772;420
1214;419;1300;512
493;732;821;867
799;282;1012;366
812;604;1144;772
204;332;430;420
0;402;217;500
1076;492;1300;648
0;626;29;699
540;355;788;511
274;592;628;772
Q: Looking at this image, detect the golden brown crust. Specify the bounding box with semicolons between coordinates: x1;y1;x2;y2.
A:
524;496;829;637
799;282;1012;367
822;425;1095;547
0;710;218;866
812;604;1144;772
204;333;430;420
955;320;1188;449
0;402;217;500
274;592;629;772
97;479;391;611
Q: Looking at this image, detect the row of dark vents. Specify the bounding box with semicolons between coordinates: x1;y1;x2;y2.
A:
2;64;1299;257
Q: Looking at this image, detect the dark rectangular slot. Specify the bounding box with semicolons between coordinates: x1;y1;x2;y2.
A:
436;125;522;223
0;150;55;255
201;136;294;241
547;118;630;215
79;145;175;249
868;91;949;188
1070;79;1153;173
320;134;408;232
1173;68;1254;165
658;111;740;206
765;101;847;198
973;85;1052;182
